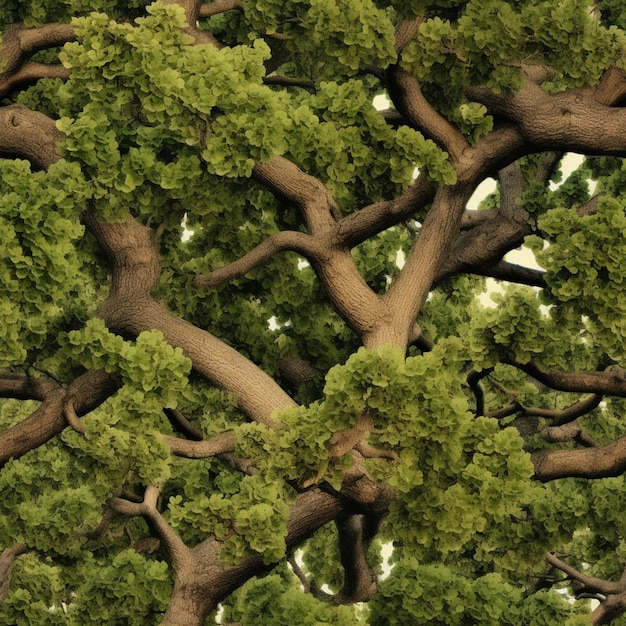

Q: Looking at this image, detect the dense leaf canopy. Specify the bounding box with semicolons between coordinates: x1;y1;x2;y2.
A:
2;0;626;624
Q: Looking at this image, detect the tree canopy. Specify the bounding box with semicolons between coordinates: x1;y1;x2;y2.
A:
2;0;626;624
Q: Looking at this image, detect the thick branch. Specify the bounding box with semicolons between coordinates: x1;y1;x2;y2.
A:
387;66;468;162
0;62;69;98
252;157;339;233
333;513;380;604
0;369;120;466
86;213;295;425
532;433;626;481
164;431;236;458
517;363;626;396
0;370;57;400
0;104;63;168
0;22;75;98
161;489;344;626
199;0;242;18
372;183;473;346
467;69;626;156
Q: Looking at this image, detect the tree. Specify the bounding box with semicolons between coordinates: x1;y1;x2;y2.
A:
2;0;626;623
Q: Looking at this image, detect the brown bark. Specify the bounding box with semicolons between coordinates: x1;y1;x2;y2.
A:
0;22;75;98
0;369;120;467
533;434;626;481
547;553;626;625
0;544;28;605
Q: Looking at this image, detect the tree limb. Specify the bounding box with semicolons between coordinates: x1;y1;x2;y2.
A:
110;486;191;573
546;552;622;595
199;0;242;18
0;544;28;605
0;369;121;466
193;230;323;289
333;513;380;604
164;431;237;458
387;65;469;163
0;22;76;98
516;363;626;397
0;104;64;169
532;433;626;481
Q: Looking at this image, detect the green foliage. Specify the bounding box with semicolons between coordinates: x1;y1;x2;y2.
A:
535;198;626;361
401;0;626;117
222;566;364;625
168;472;293;565
0;159;86;366
2;0;626;624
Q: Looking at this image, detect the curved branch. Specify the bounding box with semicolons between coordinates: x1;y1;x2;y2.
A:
164;407;204;441
387;65;469;163
467;69;626;156
86;213;295;425
193;230;322;289
540;421;596;447
252;157;340;233
199;0;242;18
522;394;602;426
64;397;86;435
532;432;626;481
164;431;236;458
0;105;63;169
547;552;626;623
0;22;76;97
0;62;69;99
546;553;622;596
0;544;28;605
110;487;191;573
0;369;120;467
517;363;626;397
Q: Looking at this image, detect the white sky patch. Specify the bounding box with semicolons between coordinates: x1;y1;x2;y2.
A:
268;316;280;330
467;177;497;210
373;93;391;111
181;213;194;241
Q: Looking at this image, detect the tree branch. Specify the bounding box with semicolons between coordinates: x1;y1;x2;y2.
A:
193;230;323;289
164;407;204;441
199;0;242;18
0;62;69;98
467;69;626;156
521;394;602;426
110;486;191;573
0;22;76;98
0;370;57;400
0;104;64;169
0;544;28;605
546;552;622;595
164;431;237;458
471;260;547;287
333;513;380;604
0;369;121;466
516;363;626;397
532;433;626;481
387;66;469;163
